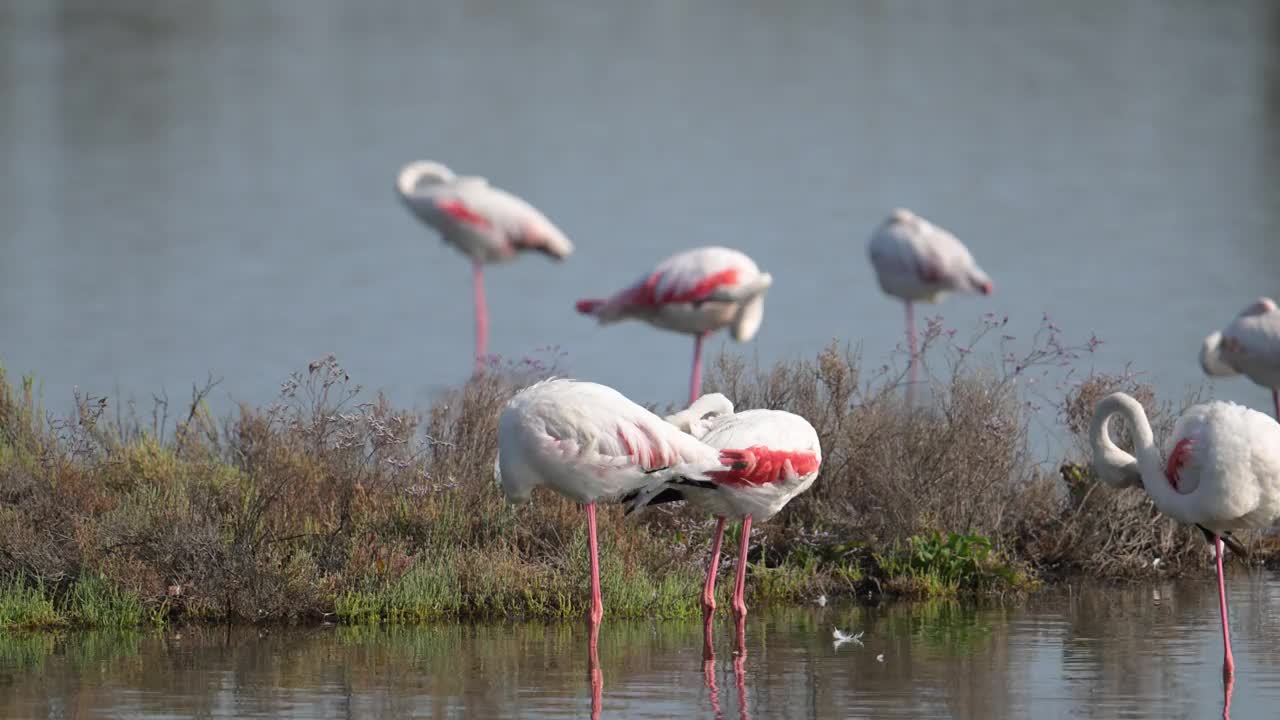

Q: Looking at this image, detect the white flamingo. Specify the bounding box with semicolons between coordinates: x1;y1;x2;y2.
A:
396;161;573;372
1201;297;1280;419
575;247;772;403
1090;392;1280;677
868;209;992;386
495;379;730;632
629;397;822;627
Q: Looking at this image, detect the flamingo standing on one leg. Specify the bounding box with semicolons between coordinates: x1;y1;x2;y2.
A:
396;161;574;373
495;379;730;637
1201;298;1280;419
1090;392;1280;678
575;247;772;404
628;403;821;647
868;209;992;388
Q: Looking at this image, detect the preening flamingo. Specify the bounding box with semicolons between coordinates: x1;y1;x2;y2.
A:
628;399;822;631
1090;392;1280;677
495;379;729;633
396;161;574;373
1201;297;1280;419
868;209;992;387
575;247;772;403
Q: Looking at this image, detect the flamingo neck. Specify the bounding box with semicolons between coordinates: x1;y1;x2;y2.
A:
1093;393;1193;521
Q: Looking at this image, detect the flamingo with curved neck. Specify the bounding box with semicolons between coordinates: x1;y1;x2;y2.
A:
1091;392;1280;678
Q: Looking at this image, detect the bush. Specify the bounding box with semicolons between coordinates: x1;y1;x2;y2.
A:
0;316;1252;625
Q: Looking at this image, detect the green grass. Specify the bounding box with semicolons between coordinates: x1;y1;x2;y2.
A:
62;575;146;629
874;532;1036;598
0;576;58;629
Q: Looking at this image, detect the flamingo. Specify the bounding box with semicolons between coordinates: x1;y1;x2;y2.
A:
627;399;822;635
868;208;992;387
396;161;574;373
495;378;731;634
575;247;772;403
1090;392;1280;677
1201;297;1280;419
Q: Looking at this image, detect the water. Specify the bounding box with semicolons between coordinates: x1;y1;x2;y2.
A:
1;0;1278;416
4;578;1280;718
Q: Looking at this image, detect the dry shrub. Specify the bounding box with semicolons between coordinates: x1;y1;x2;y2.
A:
0;315;1251;623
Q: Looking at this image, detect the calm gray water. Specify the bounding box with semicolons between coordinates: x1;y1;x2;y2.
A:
1;0;1279;414
3;578;1279;718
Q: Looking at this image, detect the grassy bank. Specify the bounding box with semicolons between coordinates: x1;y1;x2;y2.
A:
0;316;1265;629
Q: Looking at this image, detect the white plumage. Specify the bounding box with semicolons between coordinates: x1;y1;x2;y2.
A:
627;396;822;627
1090;392;1280;676
575;246;773;403
867;208;992;387
1201;297;1280;417
868;208;991;303
397;161;573;264
396;160;574;372
495;378;733;633
496;379;724;504
629;408;822;522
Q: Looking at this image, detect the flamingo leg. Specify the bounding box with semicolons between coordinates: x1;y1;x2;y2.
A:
905;301;918;388
472;261;489;374
587;502;603;629
703;516;726;621
1215;534;1236;677
690;331;708;404
731;516;752;623
1273;388;1279;421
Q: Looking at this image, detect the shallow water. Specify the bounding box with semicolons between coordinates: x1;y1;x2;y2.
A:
3;576;1280;718
2;1;1279;417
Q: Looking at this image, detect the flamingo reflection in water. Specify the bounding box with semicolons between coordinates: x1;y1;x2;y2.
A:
588;624;602;720
703;621;751;720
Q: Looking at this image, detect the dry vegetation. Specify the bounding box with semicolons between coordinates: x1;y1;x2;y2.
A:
0;315;1265;628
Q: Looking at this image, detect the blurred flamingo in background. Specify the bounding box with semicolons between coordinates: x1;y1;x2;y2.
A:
495;379;730;636
1201;297;1280;419
1090;392;1280;678
868;209;992;387
630;397;821;644
575;247;772;403
396;161;574;373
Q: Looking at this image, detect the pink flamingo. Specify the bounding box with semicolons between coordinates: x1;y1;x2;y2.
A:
396;161;573;373
575;247;772;403
496;379;731;636
1091;392;1280;678
629;398;821;639
868;209;992;386
1201;297;1280;419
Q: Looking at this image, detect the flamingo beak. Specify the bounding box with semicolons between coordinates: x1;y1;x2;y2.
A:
979;282;993;296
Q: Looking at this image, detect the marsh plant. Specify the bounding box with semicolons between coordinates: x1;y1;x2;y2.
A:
0;318;1254;627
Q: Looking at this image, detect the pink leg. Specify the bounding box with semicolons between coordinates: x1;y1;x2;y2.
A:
587;502;603;629
690;332;707;404
1215;534;1236;677
731;516;752;622
703;517;726;621
905;301;917;387
472;261;489;374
